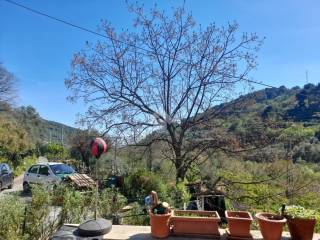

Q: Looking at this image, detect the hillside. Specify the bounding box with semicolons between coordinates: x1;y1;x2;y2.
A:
0;102;78;146
212;83;320;124
208;83;320;163
137;83;320;168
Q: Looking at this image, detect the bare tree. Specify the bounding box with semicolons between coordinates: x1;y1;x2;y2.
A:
66;4;263;182
0;63;17;103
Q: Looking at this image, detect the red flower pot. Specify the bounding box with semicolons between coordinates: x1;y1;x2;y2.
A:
149;210;172;238
256;212;286;240
226;210;253;238
287;217;316;240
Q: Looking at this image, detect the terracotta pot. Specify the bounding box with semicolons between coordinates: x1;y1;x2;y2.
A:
226;210;253;238
170;210;220;237
256;212;286;240
149;209;172;238
287;217;316;240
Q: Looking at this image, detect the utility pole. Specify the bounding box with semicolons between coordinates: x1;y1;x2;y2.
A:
306;70;309;84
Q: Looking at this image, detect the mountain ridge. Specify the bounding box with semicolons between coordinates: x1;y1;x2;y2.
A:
0;102;78;146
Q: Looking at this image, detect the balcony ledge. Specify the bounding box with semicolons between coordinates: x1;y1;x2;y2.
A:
57;224;320;240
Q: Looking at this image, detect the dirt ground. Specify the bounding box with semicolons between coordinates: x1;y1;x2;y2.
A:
0;174;31;201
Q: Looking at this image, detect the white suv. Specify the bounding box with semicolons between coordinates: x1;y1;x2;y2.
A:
23;162;75;192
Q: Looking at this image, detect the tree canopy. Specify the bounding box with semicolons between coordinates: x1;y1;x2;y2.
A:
0;117;32;167
0;64;17;104
66;4;263;181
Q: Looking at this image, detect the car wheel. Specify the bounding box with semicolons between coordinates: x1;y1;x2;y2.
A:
23;182;30;193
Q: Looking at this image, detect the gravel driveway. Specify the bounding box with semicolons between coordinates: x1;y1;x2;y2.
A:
0;174;30;201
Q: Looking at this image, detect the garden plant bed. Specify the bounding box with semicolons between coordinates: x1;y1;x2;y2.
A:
170;210;221;238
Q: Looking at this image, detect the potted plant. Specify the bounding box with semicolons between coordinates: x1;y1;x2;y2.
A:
148;191;172;238
170;210;220;237
225;210;253;238
282;205;316;240
256;212;286;240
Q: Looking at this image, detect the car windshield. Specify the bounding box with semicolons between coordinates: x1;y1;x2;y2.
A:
50;164;75;175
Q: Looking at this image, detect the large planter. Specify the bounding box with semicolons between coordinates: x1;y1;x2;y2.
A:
149;209;172;238
226;210;253;238
287;217;316;240
170;210;220;237
256;212;286;240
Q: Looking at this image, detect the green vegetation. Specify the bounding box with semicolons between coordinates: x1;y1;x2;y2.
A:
3;58;320;235
168;182;191;209
0;116;32;167
0;185;130;239
99;188;127;219
0;196;25;240
124;168;168;203
284;205;316;219
109;84;320;231
12;156;37;176
122;202;150;226
0;103;78;146
0;100;80;175
39;143;69;161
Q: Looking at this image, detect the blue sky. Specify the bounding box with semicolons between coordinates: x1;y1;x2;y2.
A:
1;0;320;127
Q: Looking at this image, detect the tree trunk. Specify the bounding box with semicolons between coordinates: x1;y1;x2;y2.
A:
175;154;187;183
80;150;90;171
173;142;186;183
176;166;187;183
168;126;187;183
11;153;19;169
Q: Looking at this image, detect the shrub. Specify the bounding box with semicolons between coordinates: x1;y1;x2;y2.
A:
13;155;37;176
24;185;55;240
316;212;320;233
124;169;168;203
0;196;25;240
51;184;67;206
284;205;316;219
168;182;191;209
99;187;127;219
39;143;69;160
122;202;149;226
58;187;94;224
